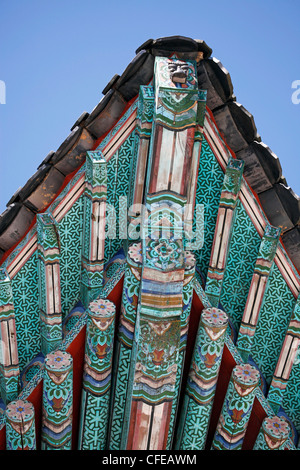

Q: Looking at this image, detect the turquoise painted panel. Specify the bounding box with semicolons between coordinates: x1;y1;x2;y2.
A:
79;390;110;449
105;131;136;263
220;200;261;332
251;263;296;384
105;148;118;264
11;252;40;370
194;138;223;279
59;195;84;318
279;353;300;433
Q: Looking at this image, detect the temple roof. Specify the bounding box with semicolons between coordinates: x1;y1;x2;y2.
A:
1;35;300;451
0;35;299;272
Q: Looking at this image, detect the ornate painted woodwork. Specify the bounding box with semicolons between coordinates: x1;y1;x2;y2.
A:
123;56;206;450
81;151;107;307
205;157;244;307
37;213;62;355
236;223;281;362
0;41;299;452
0;269;20;406
253;415;290;450
175;307;228;450
128;86;154;222
267;292;300;413
41;350;73;450
5;399;36;450
108;242;142;450
211;363;260;450
78;298;116;450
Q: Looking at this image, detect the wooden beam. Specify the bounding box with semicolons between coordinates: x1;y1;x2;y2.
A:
37;213;62;355
81;151;107;307
0;268;20;404
175;307;228;450
236;224;281;362
267;293;300;412
126;56;206;450
205;157;244;306
78;298;116;450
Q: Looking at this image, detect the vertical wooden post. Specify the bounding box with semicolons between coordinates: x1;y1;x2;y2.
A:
237;224;280;362
205;157;244;307
37;213;62;355
78;298;116;450
108;243;142;450
126;56;206;451
253;415;290;450
6;399;36;450
175;307;228;449
211;363;260;450
0;268;20;405
41;350;73;450
128;86;154;218
268;293;300;412
166;250;196;448
81;151;107;308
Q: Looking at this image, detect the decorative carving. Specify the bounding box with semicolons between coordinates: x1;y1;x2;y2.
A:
168;60;189;84
6;399;36;450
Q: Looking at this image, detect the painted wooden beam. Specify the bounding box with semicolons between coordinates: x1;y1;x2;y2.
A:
0;268;20;405
166;251;196;448
6;399;36;450
81;151;107;308
144;56;202;203
253;415;290;450
78;298;116;450
108;242;142;450
128;86;154;220
175;307;228;450
267;293;300;413
37;213;62;355
125;56;207;451
236;224;281;362
185;88;207;242
41;350;73;450
205;157;244;307
211;363;260;450
127;233;184;449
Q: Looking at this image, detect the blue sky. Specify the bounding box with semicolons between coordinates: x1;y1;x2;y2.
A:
0;0;299;214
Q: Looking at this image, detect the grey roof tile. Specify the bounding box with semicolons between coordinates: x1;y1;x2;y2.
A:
85;89;127;139
6;186;23;207
0;203;35;251
70;111;90;132
259;183;300;233
37;151;56;169
114;51;155;101
213;101;259;153
22;166;66;213
282;226;300;271
18;164;52;203
135;38;154;54
197;57;234;110
152;35;199;52
150;36;201;61
102;74;120;95
53;127;95;176
236;141;282;194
